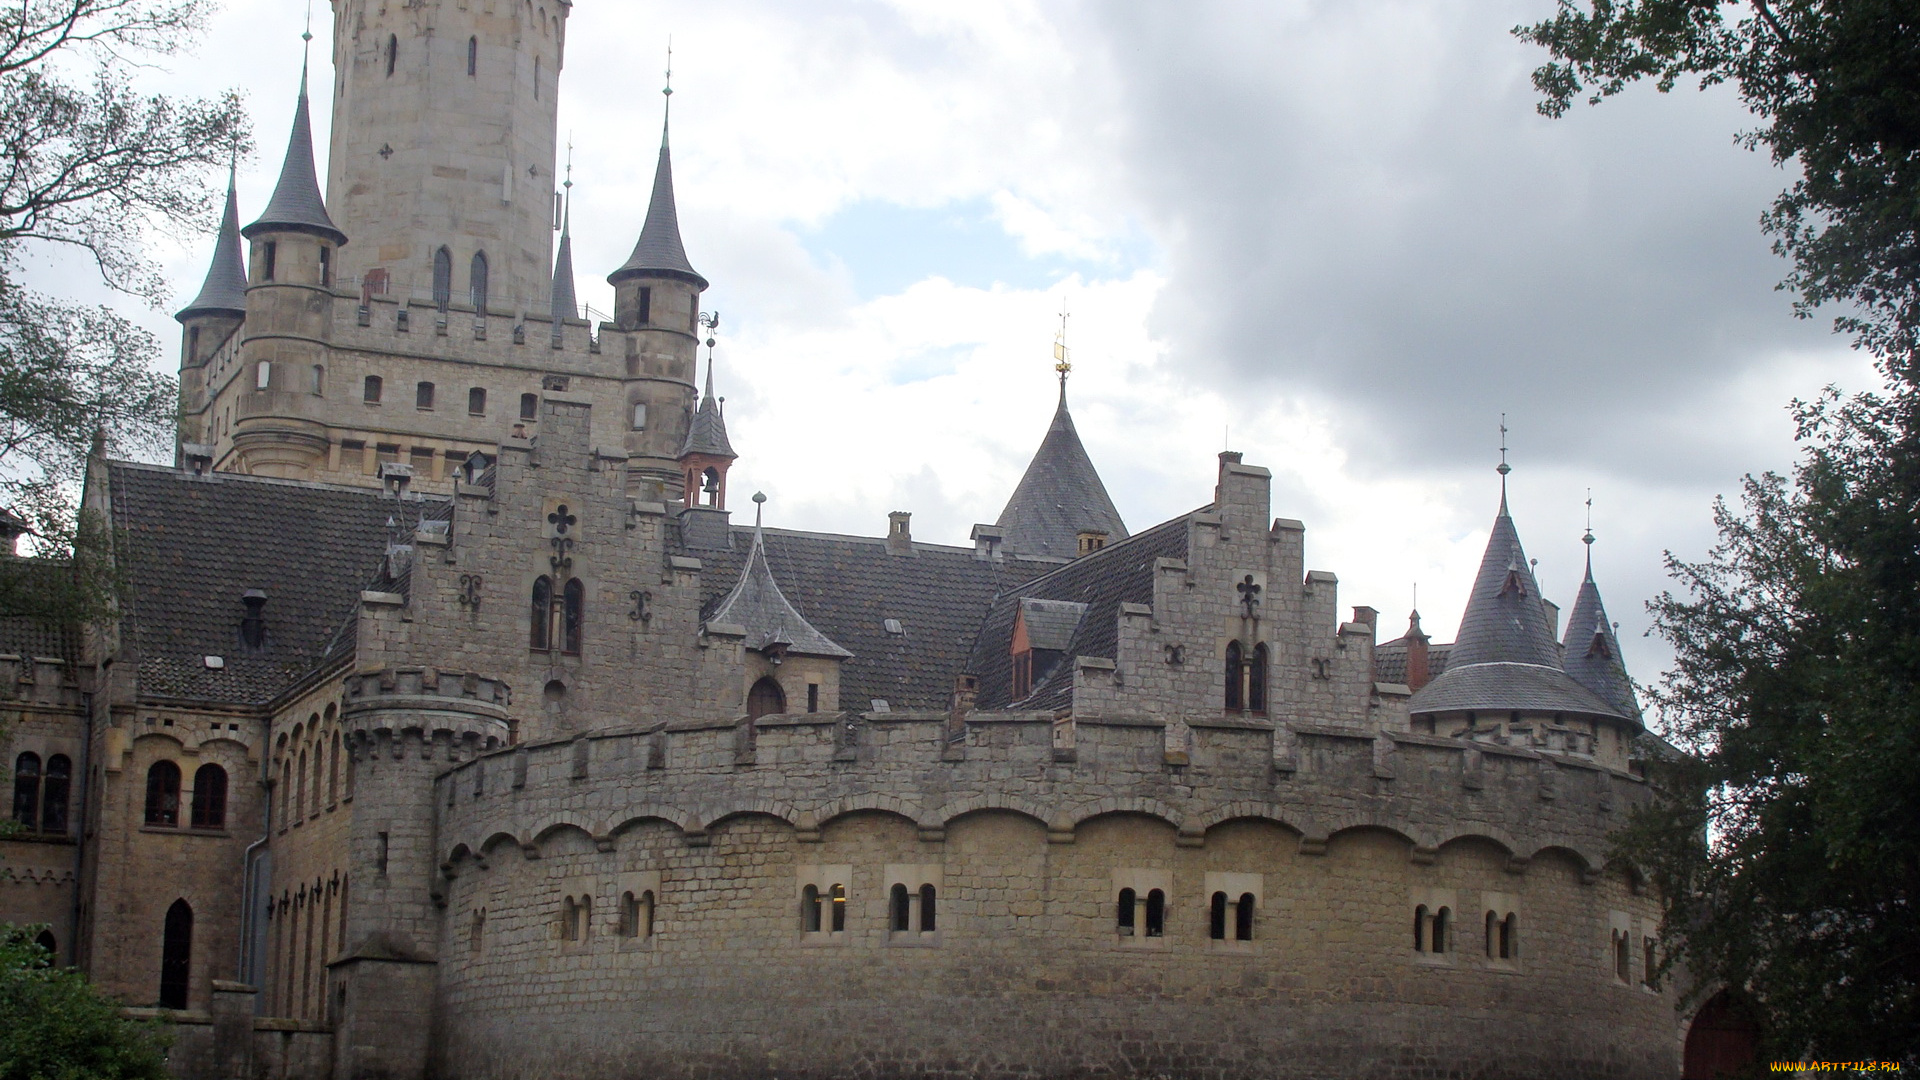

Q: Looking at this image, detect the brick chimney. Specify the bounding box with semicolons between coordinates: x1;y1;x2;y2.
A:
886;512;913;556
1404;610;1432;690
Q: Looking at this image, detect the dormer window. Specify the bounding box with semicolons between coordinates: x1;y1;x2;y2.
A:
1076;530;1108;555
239;590;267;651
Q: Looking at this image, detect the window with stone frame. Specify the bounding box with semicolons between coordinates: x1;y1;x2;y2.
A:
520;392;538;420
10;752;38;829
190;764;227;830
562;578;584;655
469;387;487;416
416;381;435;410
1224;640;1244;709
144;760;181;827
363;376;383;404
530;576;553;650
619;890;655;939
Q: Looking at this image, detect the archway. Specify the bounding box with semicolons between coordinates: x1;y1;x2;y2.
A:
160;899;193;1009
747;677;785;720
1683;990;1759;1079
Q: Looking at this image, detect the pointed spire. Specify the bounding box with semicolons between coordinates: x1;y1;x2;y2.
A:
1445;492;1562;670
708;495;851;659
1561;526;1642;720
609;68;707;289
680;354;736;459
550;148;578;323
995;379;1128;558
177;167;248;322
244;56;346;246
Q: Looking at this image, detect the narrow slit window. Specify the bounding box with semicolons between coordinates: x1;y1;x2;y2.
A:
807;684;819;713
1432;907;1450;954
829;884;846;932
919;884;936;932
801;884;821;932
467;36;478;76
262;241;277;281
1235;893;1255;941
562;578;584;655
319;246;331;287
470;251;489;313
159;899;193;1009
256;361;271;390
530;576;552;650
1117;888;1136;936
1249;643;1269;713
636;286;651;325
311;365;325;395
385;34;397;77
1224;640;1244;710
890;884;910;933
1144;889;1166;938
1414;905;1428;952
1209;891;1227;940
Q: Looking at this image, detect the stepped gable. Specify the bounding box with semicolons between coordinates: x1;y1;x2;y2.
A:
1561;559;1641;721
706;523;851;659
105;462;436;704
969;512;1192;710
689;527;1033;712
994;391;1129;558
176;170;248;321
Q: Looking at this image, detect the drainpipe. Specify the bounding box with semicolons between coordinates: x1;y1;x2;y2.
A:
67;688;92;970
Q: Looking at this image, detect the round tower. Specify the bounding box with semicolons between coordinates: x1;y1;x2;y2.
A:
231;67;347;478
325;0;567;313
174;171;248;454
333;666;511;1080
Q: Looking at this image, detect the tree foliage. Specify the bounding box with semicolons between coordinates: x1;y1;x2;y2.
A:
1517;0;1920;375
0;927;170;1080
1633;384;1920;1061
0;0;247;620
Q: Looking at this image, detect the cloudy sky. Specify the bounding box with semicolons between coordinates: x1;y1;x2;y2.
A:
27;0;1875;711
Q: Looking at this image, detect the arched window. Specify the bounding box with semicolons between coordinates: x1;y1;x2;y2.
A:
328;733;339;804
385;34;397;77
277;757;290;826
533;54;541;97
145;761;181;826
639;890;655;938
1235;893;1255;941
432;247;452;309
311;749;323;812
1432;907;1450;954
829;883;846;932
40;755;69;833
311;364;325;395
1485;910;1498;959
11;752;39;829
1117;888;1136;936
190;764;227;830
1502;914;1517;960
416;381;435;410
747;677;785;720
700;467;720;507
631;401;647;430
160;899;192;1009
296;749;308;819
520;392;538;420
1144;889;1166;938
1414;905;1428;951
33;929;55;964
1248;643;1268;713
1614;930;1631;981
467;35;478;76
801;884;821;932
363;375;383;404
562;578;584;655
1209;891;1227;940
530;576;552;650
468;387;487;416
470;251;489;313
1224;640;1244;710
890;884;910;932
919;884;937;932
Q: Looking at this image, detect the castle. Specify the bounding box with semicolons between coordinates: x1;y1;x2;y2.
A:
0;3;1696;1077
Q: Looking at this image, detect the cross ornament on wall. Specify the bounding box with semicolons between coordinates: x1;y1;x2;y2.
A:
1237;574;1262;619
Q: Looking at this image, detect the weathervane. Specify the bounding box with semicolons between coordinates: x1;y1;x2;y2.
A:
1584;488;1596;571
1497;413;1511;503
1053;301;1071;393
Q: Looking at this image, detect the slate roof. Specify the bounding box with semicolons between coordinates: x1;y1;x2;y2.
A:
0;560;82;660
680;362;735;459
1405;661;1630;720
244;66;346;245
707;525;851;659
994;390;1129;559
1372;641;1451;685
550;212;579;323
609;120;707;289
177;172;248;321
106;462;437;705
1560;562;1641;720
1445;499;1562;669
1019;598;1086;651
688;526;1045;712
969;512;1193;710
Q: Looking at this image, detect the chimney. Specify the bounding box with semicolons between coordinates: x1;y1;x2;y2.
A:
970;524;1004;562
377;461;414;499
1542;598;1561;641
1404;610;1431;690
886;511;913;557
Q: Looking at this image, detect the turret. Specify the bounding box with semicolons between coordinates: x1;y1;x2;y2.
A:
174;169;247;451
228;61;346;478
608;95;706;496
678;358;736;510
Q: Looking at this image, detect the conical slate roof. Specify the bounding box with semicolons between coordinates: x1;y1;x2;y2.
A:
680;360;735;459
177;171;248;322
708;516;850;659
609;119;706;289
244;64;346;245
1561;551;1641;721
550;207;578;323
994;390;1128;558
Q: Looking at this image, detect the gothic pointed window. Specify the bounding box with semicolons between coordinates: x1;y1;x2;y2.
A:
470;251;489;313
432;247;452;310
40;755;68;833
561;578;584;655
747;677;785;720
1224;641;1244;710
190;764;227;830
160;899;193;1009
145;760;181;826
530;575;552;650
11;752;39;829
1248;643;1269;714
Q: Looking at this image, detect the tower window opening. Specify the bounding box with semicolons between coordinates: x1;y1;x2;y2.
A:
311;365;325;395
262;241;276;281
187;326;199;361
468;387;487;416
470;908;485;954
829;883;846;932
363;376;383;404
385;34;397;77
159;899;193;1009
1414;904;1427;951
919;884;937;932
432;247;452;310
1613;929;1632;982
467;36;477;76
1236;892;1255;941
1224;640;1244;710
801;885;821;933
520;393;538;420
807;684;819;713
890;884;910;933
631;401;647;430
562;578;584;655
1209;891;1227;941
700;467;721;507
470;251;489;313
416;381;435;410
318;246;331;287
530;575;552;650
1643;937;1658;988
636;286;650;325
190;764;227;830
144;760;181;826
39;755;69;834
1116;888;1136;936
10;752;39;830
255;361;271;390
1431;906;1450;954
1144;889;1166;938
1249;643;1269;713
533;55;540;98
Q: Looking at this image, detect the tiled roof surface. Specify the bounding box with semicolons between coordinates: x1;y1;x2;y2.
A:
610;132;707;289
177;176;248;320
708;528;851;659
1560;572;1641;720
691;527;1043;711
0;560;81;660
107;463;437;705
244;73;345;245
994;395;1129;559
1372;641;1452;685
969;512;1193;710
1405;661;1632;720
680;364;735;458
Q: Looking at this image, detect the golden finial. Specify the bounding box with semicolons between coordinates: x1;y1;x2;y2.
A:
1053;301;1071;394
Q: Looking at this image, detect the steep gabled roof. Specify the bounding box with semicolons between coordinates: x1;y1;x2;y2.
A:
994;391;1128;559
1561;554;1641;721
177;170;248;321
609;116;706;289
244;63;346;246
707;523;851;659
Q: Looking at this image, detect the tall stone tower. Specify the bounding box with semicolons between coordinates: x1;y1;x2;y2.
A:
325;0;568;312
